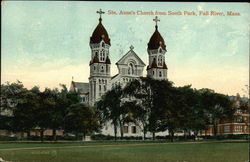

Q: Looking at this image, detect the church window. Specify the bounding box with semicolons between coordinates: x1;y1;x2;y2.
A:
102;42;105;48
82;97;85;102
128;63;134;75
158;56;163;66
104;85;106;91
99;79;101;83
159;71;162;77
95;51;98;56
99;85;101;91
101;66;104;72
100;50;105;61
159;48;162;53
102;79;104;83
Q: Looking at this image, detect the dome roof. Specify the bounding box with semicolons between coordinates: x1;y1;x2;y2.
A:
90;18;110;45
148;25;166;50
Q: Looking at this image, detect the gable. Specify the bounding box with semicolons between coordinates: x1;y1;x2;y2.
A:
70;81;89;94
116;50;146;67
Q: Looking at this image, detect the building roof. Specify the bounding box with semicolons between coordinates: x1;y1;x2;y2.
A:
116;48;146;66
90;18;110;45
71;81;89;94
111;74;119;80
148;25;166;50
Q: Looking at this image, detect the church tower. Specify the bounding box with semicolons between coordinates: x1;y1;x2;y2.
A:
89;9;111;106
147;16;168;80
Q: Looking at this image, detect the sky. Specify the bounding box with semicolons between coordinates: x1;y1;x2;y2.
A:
1;1;249;96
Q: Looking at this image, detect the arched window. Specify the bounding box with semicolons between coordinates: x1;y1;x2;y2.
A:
94;66;96;71
99;85;101;91
159;71;162;77
128;63;134;75
100;50;105;61
102;42;105;47
159;48;162;53
158;56;163;66
101;66;104;72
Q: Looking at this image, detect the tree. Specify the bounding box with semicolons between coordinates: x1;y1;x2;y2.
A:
199;88;233;136
124;77;175;140
65;103;100;140
96;85;129;140
11;87;40;137
0;81;35;136
123;78;151;140
33;87;57;142
175;86;209;140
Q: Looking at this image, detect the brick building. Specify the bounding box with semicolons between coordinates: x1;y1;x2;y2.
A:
200;94;249;136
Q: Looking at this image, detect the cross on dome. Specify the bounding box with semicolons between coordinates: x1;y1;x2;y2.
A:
153;16;160;26
97;9;105;19
130;45;134;50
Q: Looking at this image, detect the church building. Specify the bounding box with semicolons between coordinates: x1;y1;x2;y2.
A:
70;9;168;137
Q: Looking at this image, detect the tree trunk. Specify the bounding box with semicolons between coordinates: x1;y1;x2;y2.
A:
142;123;146;140
152;132;155;140
52;129;57;141
194;130;198;141
114;123;117;141
119;120;123;140
143;130;146;140
83;132;86;141
170;130;174;142
40;129;44;142
213;123;217;137
184;130;187;140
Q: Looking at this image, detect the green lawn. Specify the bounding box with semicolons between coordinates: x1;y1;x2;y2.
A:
0;141;248;162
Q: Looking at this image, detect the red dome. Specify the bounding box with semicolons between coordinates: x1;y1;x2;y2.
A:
148;25;166;50
90;18;110;45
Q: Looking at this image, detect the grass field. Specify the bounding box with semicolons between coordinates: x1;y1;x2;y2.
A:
0;140;248;162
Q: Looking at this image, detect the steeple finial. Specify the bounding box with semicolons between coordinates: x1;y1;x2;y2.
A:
130;45;134;51
153;16;160;29
97;9;105;21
